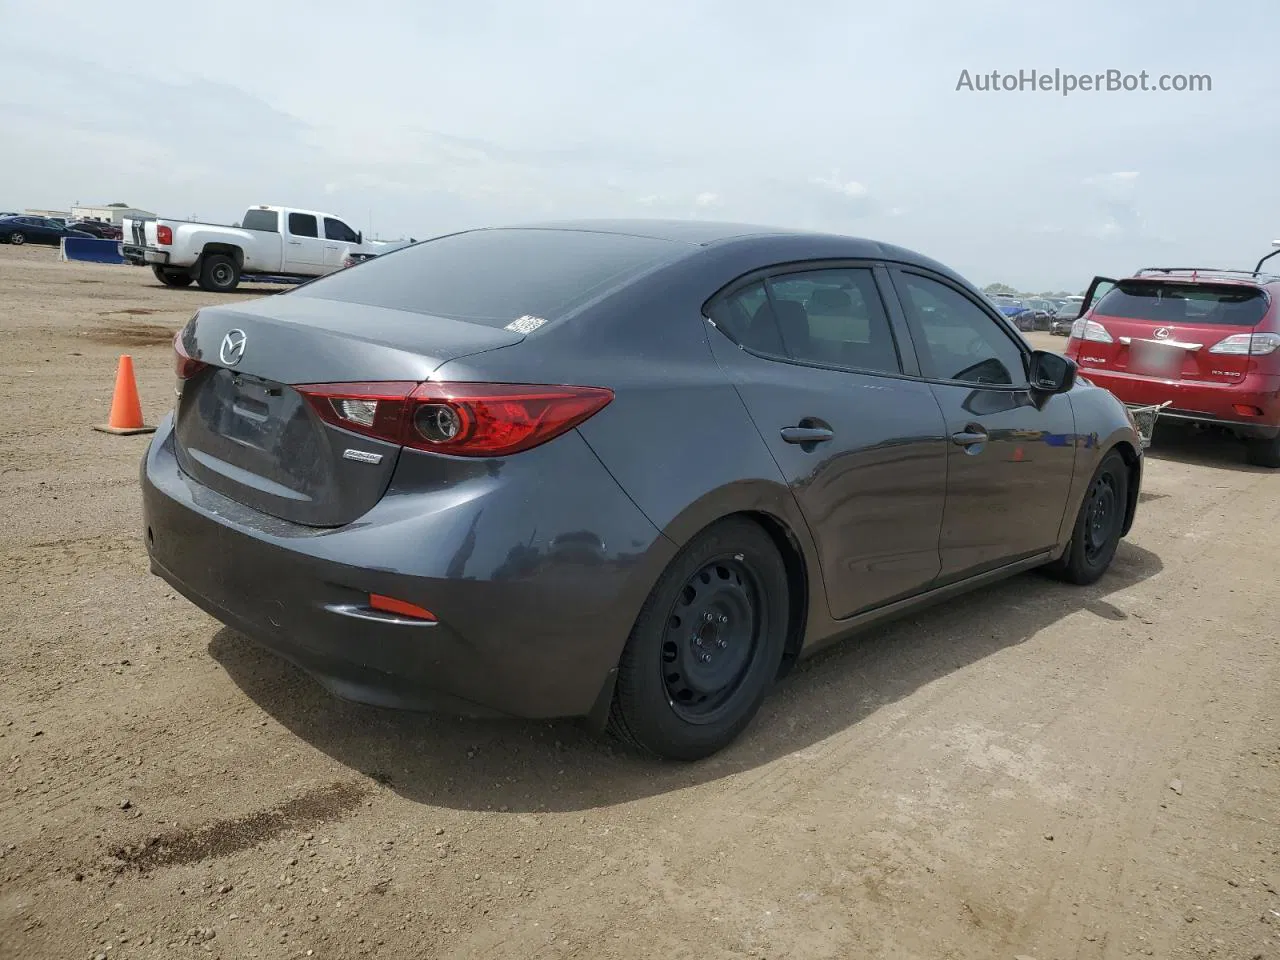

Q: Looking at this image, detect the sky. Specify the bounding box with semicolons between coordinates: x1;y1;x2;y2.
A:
2;0;1276;290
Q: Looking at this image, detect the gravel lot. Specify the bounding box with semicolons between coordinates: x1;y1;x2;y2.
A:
2;244;1278;960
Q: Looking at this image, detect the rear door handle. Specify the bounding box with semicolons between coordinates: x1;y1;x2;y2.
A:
951;427;988;446
781;426;834;444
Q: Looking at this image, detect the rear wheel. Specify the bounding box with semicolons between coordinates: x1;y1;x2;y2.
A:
152;265;193;287
1245;434;1280;468
608;518;789;761
198;254;240;292
1043;449;1129;585
8;231;25;245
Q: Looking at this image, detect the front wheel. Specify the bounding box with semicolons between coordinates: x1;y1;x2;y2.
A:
8;232;25;245
1245;434;1280;468
1043;449;1130;585
608;518;790;761
197;253;240;292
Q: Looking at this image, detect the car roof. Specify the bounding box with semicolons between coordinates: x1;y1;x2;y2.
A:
469;218;977;284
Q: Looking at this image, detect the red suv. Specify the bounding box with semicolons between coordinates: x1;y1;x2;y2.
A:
1065;250;1280;467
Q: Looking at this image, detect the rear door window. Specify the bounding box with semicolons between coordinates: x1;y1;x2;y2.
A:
711;267;902;375
1093;281;1269;326
288;213;319;238
290;227;685;327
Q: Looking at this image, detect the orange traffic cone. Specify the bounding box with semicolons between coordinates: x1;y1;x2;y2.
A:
93;355;155;435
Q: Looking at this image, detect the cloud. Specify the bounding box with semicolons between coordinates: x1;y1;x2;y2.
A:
809;174;870;199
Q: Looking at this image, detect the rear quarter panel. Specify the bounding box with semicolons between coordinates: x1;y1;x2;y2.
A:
430;243;833;645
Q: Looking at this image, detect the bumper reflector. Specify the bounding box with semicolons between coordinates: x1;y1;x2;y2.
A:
1233;404;1264;417
368;594;437;621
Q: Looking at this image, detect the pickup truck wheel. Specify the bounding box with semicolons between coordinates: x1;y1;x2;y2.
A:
152;265;193;288
8;232;25;245
198;254;240;292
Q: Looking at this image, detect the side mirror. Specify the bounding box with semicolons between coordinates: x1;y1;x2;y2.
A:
1030;350;1076;394
356;232;363;244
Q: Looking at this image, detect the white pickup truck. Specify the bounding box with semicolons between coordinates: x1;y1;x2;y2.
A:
120;204;386;292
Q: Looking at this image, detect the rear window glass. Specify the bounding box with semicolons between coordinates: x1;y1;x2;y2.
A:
290;228;686;326
1094;281;1269;326
242;209;279;233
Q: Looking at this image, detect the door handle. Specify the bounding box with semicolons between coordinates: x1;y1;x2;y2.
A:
288;240;302;245
781;425;834;444
950;427;988;446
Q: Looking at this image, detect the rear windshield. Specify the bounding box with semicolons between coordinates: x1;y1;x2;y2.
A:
242;209;279;233
290;228;686;327
1094;281;1270;326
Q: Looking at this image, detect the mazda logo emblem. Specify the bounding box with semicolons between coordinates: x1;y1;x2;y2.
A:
1153;327;1170;340
219;329;247;366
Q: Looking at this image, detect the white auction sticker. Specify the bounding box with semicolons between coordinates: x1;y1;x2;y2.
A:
505;315;547;334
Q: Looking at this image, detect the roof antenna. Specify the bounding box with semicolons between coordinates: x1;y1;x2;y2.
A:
1254;240;1280;274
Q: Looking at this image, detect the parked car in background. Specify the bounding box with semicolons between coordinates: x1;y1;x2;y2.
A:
66;219;122;240
121;203;388;292
1024;298;1056;330
990;295;1037;330
1066;255;1280;466
144;219;1142;761
0;215;94;246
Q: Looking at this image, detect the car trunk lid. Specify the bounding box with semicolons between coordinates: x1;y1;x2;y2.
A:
172;296;524;527
1076;279;1271;383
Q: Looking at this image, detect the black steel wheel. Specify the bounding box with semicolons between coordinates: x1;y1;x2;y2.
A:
609;518;790;761
198;253;240;292
1043;449;1129;585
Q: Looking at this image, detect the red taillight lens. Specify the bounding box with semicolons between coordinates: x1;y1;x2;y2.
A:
156;225;172;245
294;381;614;457
173;332;207;379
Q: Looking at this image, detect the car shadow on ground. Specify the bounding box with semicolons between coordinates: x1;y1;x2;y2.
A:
208;540;1162;814
1143;422;1276;473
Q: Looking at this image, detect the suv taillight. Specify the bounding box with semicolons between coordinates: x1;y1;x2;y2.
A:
156;225;172;245
1208;332;1280;355
1070;318;1113;343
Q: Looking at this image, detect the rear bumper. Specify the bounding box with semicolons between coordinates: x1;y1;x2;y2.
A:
122;244;169;266
140;416;675;719
1074;367;1280;439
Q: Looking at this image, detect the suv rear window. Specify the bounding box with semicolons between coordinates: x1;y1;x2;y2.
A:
1094;281;1269;326
291;228;685;326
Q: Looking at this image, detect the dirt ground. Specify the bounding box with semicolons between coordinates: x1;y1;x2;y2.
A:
1;244;1278;960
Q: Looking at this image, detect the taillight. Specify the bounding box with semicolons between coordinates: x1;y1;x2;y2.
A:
1070;318;1114;343
156;225;172;245
173;332;207;380
294;381;614;457
1208;332;1280;356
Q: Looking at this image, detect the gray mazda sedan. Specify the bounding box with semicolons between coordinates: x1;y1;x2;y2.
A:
141;220;1143;760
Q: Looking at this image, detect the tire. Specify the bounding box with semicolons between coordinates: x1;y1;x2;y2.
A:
1043;449;1129;585
608;518;790;761
197;253;240;292
1245;434;1280;468
8;232;25;245
152;265;193;287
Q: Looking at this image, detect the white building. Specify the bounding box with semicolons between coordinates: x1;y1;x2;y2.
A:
24;208;72;223
69;203;156;225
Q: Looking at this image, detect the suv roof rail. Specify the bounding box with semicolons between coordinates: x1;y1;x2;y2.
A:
1133;267;1280;284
